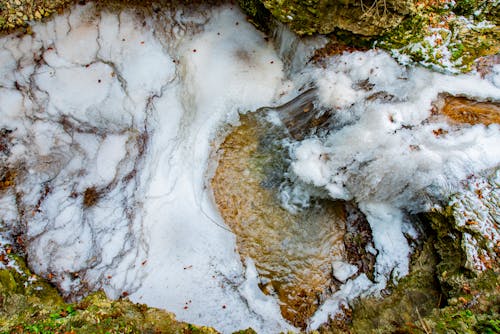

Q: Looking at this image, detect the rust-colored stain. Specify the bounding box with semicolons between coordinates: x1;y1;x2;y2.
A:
83;187;100;207
0;169;16;191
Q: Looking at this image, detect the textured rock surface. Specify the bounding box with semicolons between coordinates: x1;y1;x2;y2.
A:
0;0;71;32
239;0;499;72
381;0;500;72
240;0;412;36
1;0;499;333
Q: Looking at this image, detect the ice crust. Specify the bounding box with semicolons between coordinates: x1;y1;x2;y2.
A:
0;2;499;333
292;51;500;212
0;4;291;333
289;51;500;328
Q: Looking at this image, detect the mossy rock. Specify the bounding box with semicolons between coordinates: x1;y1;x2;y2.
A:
318;207;499;334
336;236;441;334
239;0;413;36
380;0;500;72
0;255;219;334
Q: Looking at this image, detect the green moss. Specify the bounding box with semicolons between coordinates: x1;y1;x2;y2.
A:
424;271;500;334
0;256;219;334
341;237;441;334
379;0;499;72
317;208;500;334
254;0;411;36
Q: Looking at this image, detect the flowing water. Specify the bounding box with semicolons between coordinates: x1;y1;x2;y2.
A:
211;102;375;328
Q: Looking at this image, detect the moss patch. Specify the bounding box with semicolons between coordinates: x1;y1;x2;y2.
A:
0;0;73;34
380;0;500;72
319;209;500;334
0;255;218;334
252;0;412;36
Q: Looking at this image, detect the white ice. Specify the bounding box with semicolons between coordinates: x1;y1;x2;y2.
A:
0;3;291;333
289;50;500;328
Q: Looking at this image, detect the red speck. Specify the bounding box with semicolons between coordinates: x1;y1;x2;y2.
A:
141;260;147;265
85;64;90;68
183;306;188;310
121;291;129;297
47;47;53;51
140;41;145;45
107;275;112;279
193;49;197;53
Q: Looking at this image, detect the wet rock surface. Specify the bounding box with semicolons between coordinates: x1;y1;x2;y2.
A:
434;94;500;126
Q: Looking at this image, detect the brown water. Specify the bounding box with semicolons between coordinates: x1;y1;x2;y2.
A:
212;112;352;328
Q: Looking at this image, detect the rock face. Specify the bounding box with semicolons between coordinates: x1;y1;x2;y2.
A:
239;0;413;36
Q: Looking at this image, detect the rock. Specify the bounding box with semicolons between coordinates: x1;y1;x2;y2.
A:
239;0;412;36
211;111;350;329
434;94;500;126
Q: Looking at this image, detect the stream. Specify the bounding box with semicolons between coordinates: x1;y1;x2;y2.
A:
0;1;499;333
